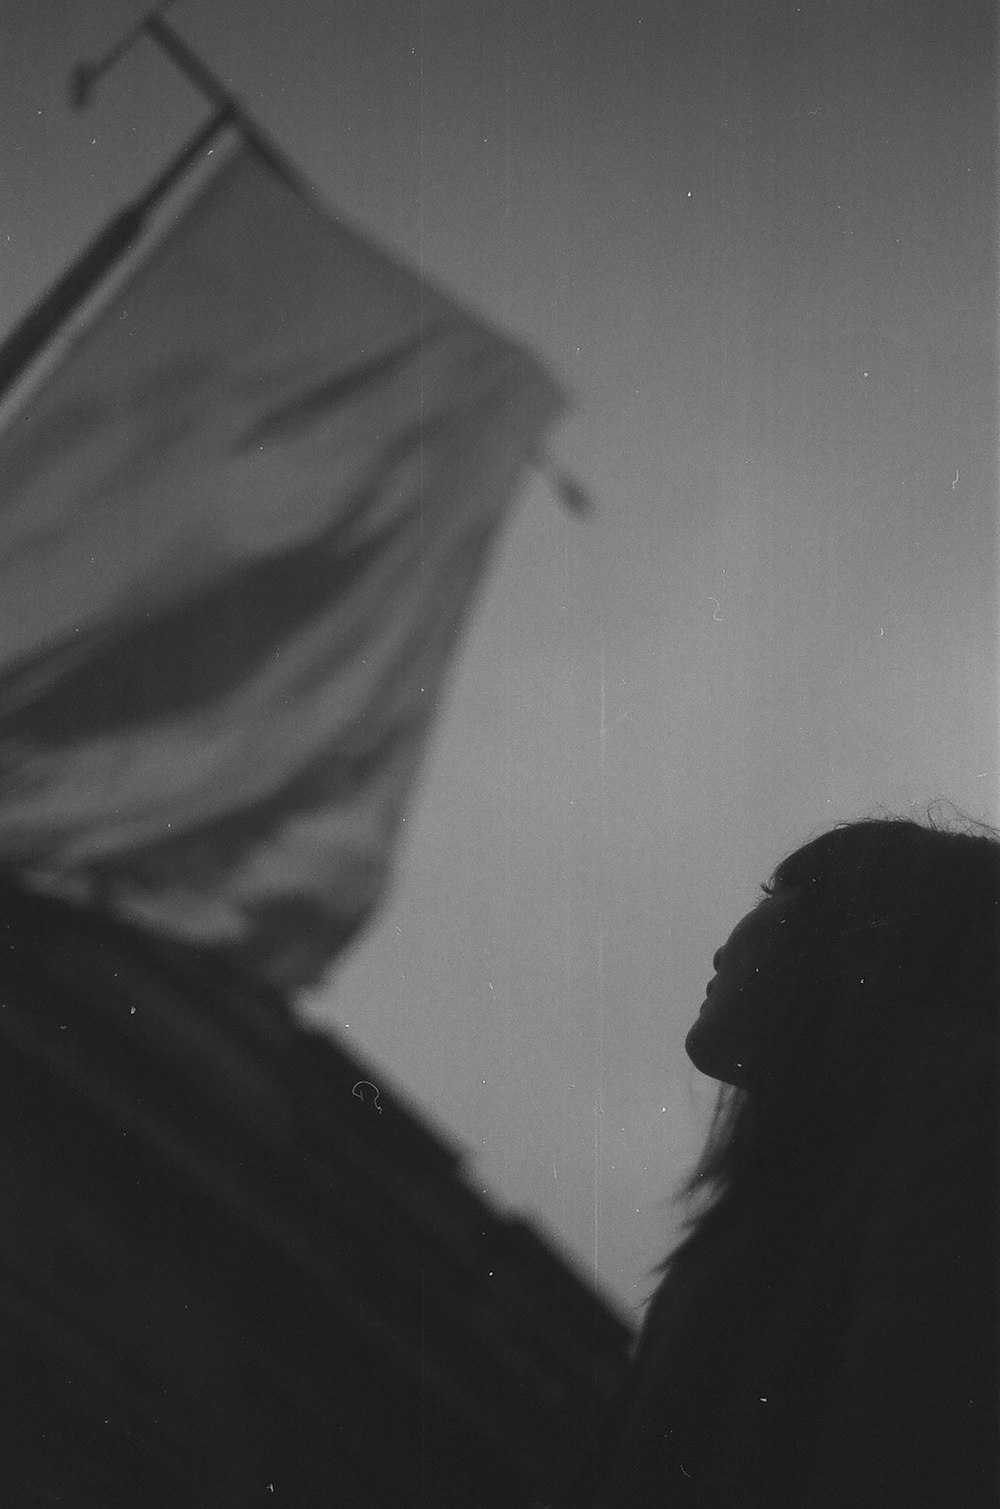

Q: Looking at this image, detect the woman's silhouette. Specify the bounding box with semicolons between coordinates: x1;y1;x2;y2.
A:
564;815;999;1508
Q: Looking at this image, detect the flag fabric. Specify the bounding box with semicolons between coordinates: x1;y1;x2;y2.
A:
0;132;564;989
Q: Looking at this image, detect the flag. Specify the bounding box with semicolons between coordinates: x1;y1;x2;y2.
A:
0;131;564;989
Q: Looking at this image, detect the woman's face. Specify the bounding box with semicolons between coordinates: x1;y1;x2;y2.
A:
685;886;803;1087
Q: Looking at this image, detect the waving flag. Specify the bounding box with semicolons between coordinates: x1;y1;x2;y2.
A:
0;130;563;988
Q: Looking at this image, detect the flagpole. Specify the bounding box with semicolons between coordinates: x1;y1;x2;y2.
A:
71;7;318;204
69;1;178;107
0;103;233;402
0;5;325;404
71;4;232;118
136;11;234;116
143;15;317;192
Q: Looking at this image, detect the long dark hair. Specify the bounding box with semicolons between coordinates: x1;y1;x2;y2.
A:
663;812;1000;1278
562;814;999;1509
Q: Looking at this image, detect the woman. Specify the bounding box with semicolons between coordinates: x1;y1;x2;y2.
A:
564;815;999;1508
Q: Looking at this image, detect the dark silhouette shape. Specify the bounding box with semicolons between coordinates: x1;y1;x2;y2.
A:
0;879;631;1506
561;814;1000;1508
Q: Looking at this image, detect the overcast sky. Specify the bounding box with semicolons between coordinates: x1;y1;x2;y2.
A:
3;0;996;1315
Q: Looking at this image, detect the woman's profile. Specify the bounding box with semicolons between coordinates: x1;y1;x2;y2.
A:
562;814;999;1508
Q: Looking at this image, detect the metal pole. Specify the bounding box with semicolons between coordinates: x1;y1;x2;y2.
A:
142;13;235;116
70;1;182;109
73;5;241;124
0;104;233;402
140;14;314;194
69;8;312;200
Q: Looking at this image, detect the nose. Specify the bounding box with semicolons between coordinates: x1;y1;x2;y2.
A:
712;947;724;971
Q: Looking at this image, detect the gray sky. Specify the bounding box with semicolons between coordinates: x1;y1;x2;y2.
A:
2;0;997;1315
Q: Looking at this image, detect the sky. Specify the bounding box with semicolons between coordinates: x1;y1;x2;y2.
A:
2;0;997;1316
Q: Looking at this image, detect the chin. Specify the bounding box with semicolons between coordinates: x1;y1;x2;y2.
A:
685;1020;745;1087
684;1019;713;1075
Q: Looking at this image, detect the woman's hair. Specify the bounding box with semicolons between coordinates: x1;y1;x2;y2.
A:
663;811;1000;1277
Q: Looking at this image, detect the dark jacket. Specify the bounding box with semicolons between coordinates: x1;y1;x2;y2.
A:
567;1020;999;1508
